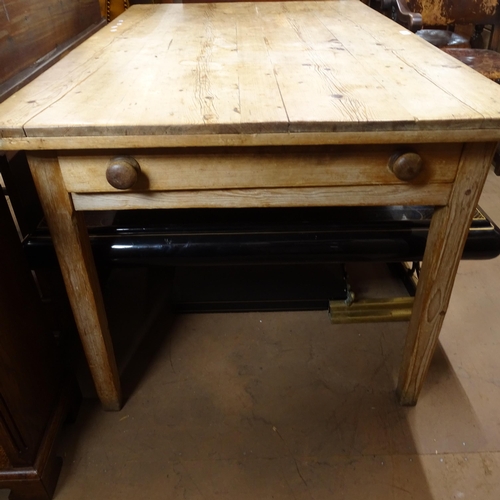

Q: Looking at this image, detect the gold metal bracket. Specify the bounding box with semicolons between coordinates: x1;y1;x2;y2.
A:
329;296;414;324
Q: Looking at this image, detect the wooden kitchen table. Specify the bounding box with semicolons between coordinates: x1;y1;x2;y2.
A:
1;0;500;411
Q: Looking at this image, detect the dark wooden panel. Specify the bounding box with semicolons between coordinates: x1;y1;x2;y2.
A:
0;152;43;238
0;0;104;102
0;446;10;469
0;191;61;466
0;175;81;500
0;0;101;85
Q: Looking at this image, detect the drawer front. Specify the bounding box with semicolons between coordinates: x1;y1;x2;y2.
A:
59;144;462;194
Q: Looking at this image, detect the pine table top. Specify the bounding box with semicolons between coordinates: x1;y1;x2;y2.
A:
2;0;500;149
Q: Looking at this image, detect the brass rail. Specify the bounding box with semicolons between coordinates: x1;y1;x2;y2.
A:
329;297;414;324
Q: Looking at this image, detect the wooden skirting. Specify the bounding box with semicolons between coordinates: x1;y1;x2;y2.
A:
0;379;79;500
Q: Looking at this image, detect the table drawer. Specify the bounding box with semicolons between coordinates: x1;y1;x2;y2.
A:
59;144;462;194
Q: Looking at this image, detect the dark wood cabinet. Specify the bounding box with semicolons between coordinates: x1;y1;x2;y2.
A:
0;180;78;500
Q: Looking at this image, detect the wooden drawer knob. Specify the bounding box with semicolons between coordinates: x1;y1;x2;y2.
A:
388;151;423;181
106;156;140;190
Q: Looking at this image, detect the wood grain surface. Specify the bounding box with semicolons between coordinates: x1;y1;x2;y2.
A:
1;1;500;147
27;154;122;411
70;182;452;211
3;129;500;150
58;143;461;193
397;141;497;405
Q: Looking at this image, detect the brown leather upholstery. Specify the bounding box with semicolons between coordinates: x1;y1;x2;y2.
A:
442;48;500;82
383;0;500;80
417;30;469;48
385;0;500;47
407;0;500;28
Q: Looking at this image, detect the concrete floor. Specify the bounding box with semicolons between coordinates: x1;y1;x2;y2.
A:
5;171;500;499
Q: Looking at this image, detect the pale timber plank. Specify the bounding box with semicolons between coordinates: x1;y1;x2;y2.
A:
397;142;497;405
26;5;245;136
1;2;500;140
14;3;290;138
256;1;417;128
325;1;500;126
314;4;483;127
71;183;452;211
27;154;122;411
58;143;461;193
235;5;291;130
2;129;500;150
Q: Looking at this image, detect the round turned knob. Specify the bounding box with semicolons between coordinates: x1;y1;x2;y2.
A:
388;151;423;181
106;156;141;190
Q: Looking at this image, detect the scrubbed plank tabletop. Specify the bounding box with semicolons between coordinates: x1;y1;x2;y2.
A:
2;1;500;148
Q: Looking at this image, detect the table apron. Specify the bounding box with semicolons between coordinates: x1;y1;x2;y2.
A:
58;143;459;188
69;183;451;211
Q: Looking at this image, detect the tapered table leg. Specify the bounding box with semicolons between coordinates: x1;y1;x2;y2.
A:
28;153;122;411
397;142;496;405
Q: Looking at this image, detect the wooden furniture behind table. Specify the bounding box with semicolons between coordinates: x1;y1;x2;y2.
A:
1;0;500;411
0;0;105;103
0;189;79;500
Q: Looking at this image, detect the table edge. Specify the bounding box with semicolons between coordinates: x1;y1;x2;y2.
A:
2;130;500;151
